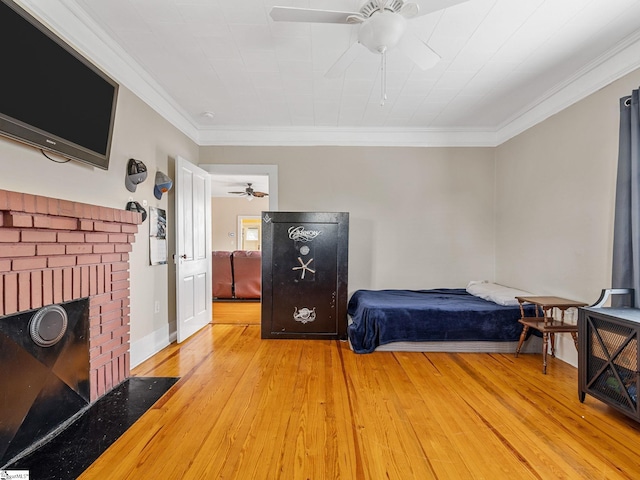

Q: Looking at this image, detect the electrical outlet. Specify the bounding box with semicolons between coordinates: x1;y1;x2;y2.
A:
154;300;160;313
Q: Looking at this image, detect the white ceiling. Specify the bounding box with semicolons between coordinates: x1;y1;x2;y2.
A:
18;0;640;147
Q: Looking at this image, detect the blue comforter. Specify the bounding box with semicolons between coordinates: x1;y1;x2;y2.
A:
347;288;534;353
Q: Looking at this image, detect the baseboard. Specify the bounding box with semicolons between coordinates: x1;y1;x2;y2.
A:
130;324;177;368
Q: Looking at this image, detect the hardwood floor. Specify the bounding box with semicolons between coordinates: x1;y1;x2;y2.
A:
80;324;640;479
212;301;261;325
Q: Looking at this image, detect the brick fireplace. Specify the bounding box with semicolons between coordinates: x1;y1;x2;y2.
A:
0;188;141;401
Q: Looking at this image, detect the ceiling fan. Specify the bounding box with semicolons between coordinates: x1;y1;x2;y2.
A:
270;0;469;84
229;183;269;201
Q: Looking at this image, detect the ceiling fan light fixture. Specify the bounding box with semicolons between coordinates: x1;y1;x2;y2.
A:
358;11;407;53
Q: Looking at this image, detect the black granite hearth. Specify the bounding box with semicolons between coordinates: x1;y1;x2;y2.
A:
4;376;179;479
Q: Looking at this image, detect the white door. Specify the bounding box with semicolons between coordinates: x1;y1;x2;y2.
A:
175;155;212;343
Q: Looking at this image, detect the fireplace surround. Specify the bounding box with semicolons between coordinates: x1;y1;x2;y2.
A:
0;188;141;464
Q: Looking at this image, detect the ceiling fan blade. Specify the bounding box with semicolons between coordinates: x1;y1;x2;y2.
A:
253;192;269;198
325;42;365;78
229;191;247;195
270;6;359;24
410;0;469;17
397;33;440;70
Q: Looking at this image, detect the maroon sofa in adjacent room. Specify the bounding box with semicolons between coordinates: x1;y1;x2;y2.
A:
212;250;261;299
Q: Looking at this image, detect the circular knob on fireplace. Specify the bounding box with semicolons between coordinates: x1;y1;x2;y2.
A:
29;304;68;347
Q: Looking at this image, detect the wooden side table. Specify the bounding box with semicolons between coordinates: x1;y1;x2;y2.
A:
514;296;588;374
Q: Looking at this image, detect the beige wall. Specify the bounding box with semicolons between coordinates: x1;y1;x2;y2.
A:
0;86;200;366
200;146;498;293
495;67;640;366
211;196;268;251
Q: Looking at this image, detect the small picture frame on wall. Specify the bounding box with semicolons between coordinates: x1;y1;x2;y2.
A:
149;206;167;265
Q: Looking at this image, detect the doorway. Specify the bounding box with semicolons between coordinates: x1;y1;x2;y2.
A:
238;216;261;251
201;164;277;325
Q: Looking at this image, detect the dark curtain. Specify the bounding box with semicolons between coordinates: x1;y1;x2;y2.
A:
612;88;640;307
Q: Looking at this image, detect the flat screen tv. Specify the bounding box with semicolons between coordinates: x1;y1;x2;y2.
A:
0;0;118;170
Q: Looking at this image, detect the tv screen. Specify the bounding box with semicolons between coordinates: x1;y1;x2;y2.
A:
0;0;118;170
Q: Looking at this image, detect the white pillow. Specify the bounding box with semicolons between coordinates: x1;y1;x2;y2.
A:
466;281;533;306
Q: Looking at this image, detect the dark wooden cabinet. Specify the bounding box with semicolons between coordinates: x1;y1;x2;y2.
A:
261;211;348;340
578;307;640;421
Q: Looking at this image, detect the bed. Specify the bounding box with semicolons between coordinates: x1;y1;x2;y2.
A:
347;285;541;354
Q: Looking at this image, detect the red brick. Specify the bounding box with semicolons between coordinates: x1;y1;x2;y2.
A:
93;222;121;233
34;215;78;230
112;343;129;359
0;259;11;272
5;213;33;228
0;274;3;316
58;232;85;243
23;194;36;213
52;269;63;304
48;198;60;216
48;256;77;268
0;229;20;242
81;266;90;297
124;352;130;378
63;268;73;302
42;270;53;306
104;361;113;392
121;224;138;234
79;220;94;231
85;233;108;243
111;289;129;301
12;257;48;271
101;337;122;354
92;331;112;348
101;207;115;222
89;265;97;296
92;351;112;370
8;192;24;211
0;244;36;258
73;267;82;299
22;230;57;243
37;244;66;256
111;271;128;282
101;253;121;263
18;272;30;312
35;195;49;214
77;254;101;266
90;292;112;306
31;271;42;309
90;369;98;402
73;202;86;219
4;273;18;315
111;324;129;341
114;244;132;253
97;264;105;294
100;299;122;312
80;203;93;221
66;244;92;254
101;308;122;324
111;280;129;292
0;189;9;210
89;304;101;318
107;233;128;244
93;244;115;254
90;205;101;221
58;199;75;217
111;262;128;272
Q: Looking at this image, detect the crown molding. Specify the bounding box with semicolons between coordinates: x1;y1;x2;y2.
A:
195;126;499;147
15;1;640;149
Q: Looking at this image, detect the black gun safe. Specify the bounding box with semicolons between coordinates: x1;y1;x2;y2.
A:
261;211;348;340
